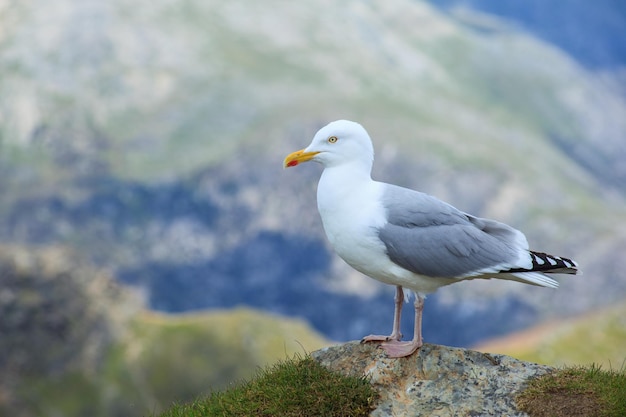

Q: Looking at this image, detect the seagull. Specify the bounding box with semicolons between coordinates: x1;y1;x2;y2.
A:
283;120;579;358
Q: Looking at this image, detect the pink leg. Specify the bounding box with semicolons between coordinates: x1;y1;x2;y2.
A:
380;293;424;358
361;286;404;343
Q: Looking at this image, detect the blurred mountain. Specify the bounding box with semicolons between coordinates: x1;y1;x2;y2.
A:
428;0;626;69
1;0;625;350
0;245;328;416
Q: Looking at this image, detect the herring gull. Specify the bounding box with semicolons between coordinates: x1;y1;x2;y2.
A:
283;120;579;358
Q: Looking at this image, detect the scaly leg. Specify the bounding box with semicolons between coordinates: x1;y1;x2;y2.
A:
380;292;424;358
361;286;404;343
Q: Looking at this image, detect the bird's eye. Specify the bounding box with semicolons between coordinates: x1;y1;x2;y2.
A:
328;136;338;143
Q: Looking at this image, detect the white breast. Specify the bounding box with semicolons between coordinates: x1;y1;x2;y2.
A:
316;169;403;283
316;168;457;293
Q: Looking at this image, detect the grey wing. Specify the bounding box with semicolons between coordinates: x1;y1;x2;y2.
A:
377;185;524;278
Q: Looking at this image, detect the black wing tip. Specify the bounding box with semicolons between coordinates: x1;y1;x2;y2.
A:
504;251;580;275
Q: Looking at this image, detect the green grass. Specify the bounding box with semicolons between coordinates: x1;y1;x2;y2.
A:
156;355;377;417
517;365;626;417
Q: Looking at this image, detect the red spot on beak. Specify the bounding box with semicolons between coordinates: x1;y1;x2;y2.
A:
286;160;298;167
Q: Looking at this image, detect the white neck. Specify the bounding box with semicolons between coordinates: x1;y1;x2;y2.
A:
317;162;374;214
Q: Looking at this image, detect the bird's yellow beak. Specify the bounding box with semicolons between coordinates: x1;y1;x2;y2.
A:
283;149;320;168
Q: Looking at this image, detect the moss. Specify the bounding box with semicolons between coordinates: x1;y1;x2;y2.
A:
517;365;626;417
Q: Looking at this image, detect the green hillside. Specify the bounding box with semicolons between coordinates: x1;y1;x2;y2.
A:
476;300;626;369
10;308;329;417
109;309;330;415
0;244;329;417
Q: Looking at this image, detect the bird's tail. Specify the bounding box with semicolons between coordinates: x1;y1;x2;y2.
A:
501;251;579;288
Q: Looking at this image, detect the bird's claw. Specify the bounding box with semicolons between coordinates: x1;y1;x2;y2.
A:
379;339;423;358
361;332;403;344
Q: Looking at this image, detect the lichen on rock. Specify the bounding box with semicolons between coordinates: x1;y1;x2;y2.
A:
312;341;553;417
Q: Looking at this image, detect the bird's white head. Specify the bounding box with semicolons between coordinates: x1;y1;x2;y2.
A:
283;120;374;171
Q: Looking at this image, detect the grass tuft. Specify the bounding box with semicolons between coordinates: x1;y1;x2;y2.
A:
156;354;377;417
517;364;626;417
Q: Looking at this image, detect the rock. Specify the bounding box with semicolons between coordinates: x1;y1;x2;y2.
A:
311;341;552;417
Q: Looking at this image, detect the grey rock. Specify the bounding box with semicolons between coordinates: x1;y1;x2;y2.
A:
311;341;552;417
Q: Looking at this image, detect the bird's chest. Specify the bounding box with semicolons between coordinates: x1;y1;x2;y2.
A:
316;177;388;272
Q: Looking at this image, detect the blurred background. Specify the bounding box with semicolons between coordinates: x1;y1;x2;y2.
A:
1;0;625;415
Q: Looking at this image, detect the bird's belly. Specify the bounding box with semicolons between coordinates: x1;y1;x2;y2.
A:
324;223;421;288
324;221;457;293
328;227;388;276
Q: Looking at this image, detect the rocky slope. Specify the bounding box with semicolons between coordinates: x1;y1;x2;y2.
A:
312;341;553;416
0;245;137;416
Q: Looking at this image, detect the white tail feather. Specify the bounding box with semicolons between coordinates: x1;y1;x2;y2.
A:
511;272;559;288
